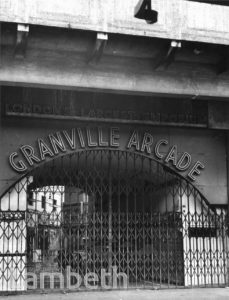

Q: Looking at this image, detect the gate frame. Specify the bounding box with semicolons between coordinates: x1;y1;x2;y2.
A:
0;148;227;292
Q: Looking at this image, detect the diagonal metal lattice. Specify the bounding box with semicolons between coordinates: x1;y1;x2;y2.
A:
0;149;228;291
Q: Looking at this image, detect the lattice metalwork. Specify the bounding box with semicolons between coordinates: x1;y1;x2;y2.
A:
0;149;228;291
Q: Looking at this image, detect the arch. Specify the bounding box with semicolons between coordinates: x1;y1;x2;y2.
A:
0;148;227;291
1;148;210;210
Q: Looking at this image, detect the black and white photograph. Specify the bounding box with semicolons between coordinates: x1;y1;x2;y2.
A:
0;0;229;299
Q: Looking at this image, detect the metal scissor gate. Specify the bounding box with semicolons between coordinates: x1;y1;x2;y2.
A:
0;150;228;291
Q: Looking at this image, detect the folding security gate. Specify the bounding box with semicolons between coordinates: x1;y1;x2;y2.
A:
0;149;228;291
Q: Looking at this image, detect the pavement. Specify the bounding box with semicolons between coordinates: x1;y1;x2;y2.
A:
1;288;229;300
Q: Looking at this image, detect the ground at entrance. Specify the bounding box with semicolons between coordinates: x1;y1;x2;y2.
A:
1;289;229;300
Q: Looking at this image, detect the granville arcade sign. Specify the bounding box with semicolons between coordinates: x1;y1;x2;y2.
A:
9;127;205;181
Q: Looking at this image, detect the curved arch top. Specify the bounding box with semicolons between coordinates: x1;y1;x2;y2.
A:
1;148;211;212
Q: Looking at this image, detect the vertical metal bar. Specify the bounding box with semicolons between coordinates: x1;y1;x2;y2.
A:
117;151;121;286
125;152;130;286
165;172;170;288
150;161;154;287
215;210;220;286
226;133;229;286
186;183;192;288
60;185;64;276
100;151;103;278
150;211;154;287
108;150;113;285
76;212;80;282
85;151;89;276
92;151;96;279
208;204;213;286
155;163;160;287
194;188;199;287
201;196;207;287
221;209;227;286
1;214;4;291
17;182;20;211
5;215;8;291
159;212;162;288
134;154;138;287
8;191;10;211
141;156;146;288
171;177;178;285
174;213;178;287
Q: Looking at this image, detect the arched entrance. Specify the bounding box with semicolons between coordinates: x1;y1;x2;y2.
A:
0;149;228;291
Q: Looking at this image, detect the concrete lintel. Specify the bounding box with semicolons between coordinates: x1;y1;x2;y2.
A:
1;59;229;99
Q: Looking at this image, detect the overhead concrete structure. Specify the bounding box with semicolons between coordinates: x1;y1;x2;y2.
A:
0;1;229;98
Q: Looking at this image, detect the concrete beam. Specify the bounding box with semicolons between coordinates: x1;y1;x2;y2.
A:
0;26;229;99
0;26;221;64
1;48;229;99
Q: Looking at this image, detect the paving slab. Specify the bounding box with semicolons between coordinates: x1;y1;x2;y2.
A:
1;288;229;300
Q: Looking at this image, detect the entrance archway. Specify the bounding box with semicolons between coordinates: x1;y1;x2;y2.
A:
0;149;228;291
